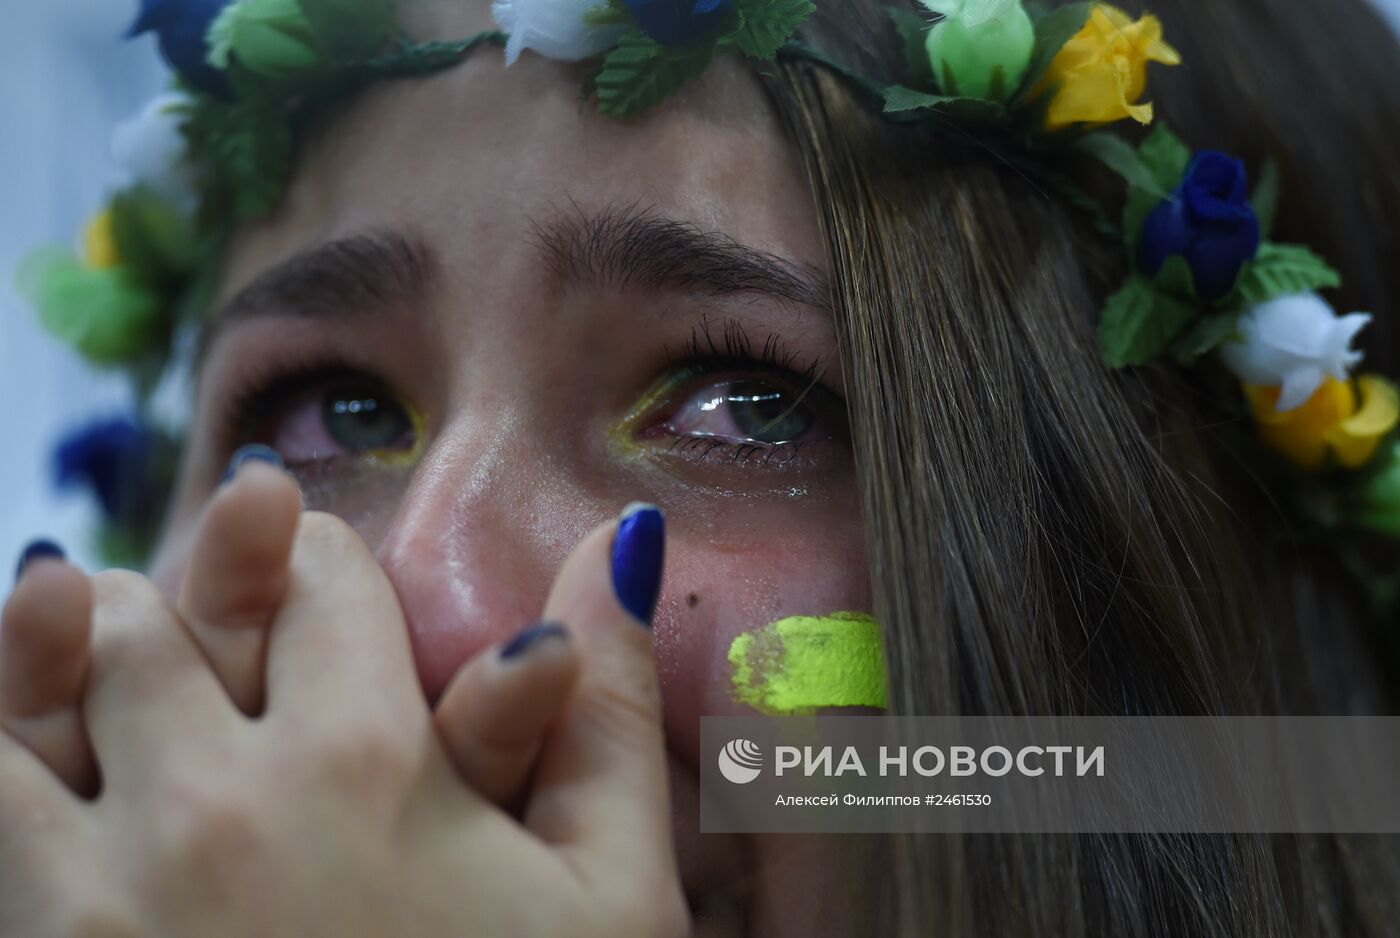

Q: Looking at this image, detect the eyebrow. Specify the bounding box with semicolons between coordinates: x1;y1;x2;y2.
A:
198;230;435;363
200;205;830;361
529;203;831;310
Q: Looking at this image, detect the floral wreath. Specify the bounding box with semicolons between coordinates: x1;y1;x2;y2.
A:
20;0;1400;615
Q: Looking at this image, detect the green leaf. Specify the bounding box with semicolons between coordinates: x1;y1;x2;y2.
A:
108;188;200;284
1122;184;1163;263
184;96;294;221
1172;312;1241;365
881;83;1005;120
886;5;935;88
730;0;814;59
1233;242;1342;307
584;0;632;28
1150;254;1197;301
1075;132;1170;199
1013;0;1091;103
299;0;394;61
1251;158;1281;240
1098;275;1198;368
1354;442;1400;537
595;30;715;118
1137;123;1191;191
718;10;747;45
985;64;1009;104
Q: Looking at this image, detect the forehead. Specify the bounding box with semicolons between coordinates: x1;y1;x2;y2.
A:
216;0;822;307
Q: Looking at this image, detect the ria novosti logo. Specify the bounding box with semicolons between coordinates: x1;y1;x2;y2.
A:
718;739;764;784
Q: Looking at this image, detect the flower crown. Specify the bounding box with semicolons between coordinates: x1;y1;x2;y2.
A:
20;0;1400;610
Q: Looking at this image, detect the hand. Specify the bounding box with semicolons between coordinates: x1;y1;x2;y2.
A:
0;460;686;937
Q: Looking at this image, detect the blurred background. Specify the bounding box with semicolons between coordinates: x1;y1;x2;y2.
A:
3;0;1400;572
2;2;165;571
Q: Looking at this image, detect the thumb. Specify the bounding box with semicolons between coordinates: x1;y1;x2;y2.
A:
525;503;674;881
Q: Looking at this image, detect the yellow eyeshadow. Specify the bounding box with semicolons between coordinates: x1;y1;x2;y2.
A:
362;400;427;470
608;372;685;454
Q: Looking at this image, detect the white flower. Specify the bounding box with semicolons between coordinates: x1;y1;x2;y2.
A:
491;0;627;66
1221;292;1371;412
111;92;199;214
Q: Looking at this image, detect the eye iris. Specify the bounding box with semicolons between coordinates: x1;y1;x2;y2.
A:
321;386;412;453
726;381;811;444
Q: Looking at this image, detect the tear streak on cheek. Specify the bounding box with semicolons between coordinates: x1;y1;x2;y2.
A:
726;612;886;714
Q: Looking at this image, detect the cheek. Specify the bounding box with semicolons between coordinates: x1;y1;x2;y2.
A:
653;523;871;770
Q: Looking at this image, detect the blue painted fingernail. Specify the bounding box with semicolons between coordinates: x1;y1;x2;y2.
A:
221;444;283;484
611;503;665;627
499;621;569;661
15;539;64;583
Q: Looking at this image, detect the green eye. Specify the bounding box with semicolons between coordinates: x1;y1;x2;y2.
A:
726;381;813;444
321;383;414;454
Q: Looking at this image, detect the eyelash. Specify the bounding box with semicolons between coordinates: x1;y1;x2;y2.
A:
648;318;841;467
213;319;843;471
218;356;385;459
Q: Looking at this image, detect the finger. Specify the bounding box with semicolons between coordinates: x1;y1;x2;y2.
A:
177;446;300;715
0;730;83;853
84;570;236;788
525;504;673;879
1;541;99;795
264;512;423;729
433;621;580;806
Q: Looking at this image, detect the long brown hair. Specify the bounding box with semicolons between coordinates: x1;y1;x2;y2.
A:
762;0;1400;933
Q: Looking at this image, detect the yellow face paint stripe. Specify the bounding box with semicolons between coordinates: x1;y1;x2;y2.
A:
727;612;886;715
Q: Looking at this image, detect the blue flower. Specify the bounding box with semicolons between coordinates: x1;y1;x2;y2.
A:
127;0;234;97
54;416;167;528
622;0;734;46
1139;150;1261;301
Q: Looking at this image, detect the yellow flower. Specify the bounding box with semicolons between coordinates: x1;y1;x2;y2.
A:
1035;4;1181;131
82;209;121;269
1244;375;1400;472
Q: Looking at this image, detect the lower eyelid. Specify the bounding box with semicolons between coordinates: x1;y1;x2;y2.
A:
663;434;821;472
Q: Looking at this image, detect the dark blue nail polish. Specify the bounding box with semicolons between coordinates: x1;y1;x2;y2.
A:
499;621;569;660
221;444;283;484
15;539;64;582
611;503;665;627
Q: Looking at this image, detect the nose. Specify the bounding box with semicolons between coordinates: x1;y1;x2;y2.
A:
372;425;595;703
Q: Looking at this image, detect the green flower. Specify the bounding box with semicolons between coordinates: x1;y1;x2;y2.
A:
18;249;165;366
920;0;1034;101
208;0;327;80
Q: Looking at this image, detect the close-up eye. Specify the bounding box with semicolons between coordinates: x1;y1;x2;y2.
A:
231;370;420;469
662;377;819;446
631;326;847;468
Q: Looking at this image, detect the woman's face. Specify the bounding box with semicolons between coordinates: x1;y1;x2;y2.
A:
149;1;873;931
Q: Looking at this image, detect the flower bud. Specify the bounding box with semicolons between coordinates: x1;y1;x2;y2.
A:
492;0;628;64
1140;151;1260;301
921;0;1034;101
208;0;327;81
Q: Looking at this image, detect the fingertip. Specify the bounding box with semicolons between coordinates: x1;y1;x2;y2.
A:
4;559;93;656
221;443;284;485
14;538;65;584
498;621;570;661
2;558;93;720
433;621;582;804
213;452;302;537
188;459;300;607
610;503;665;628
492;621;582;713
